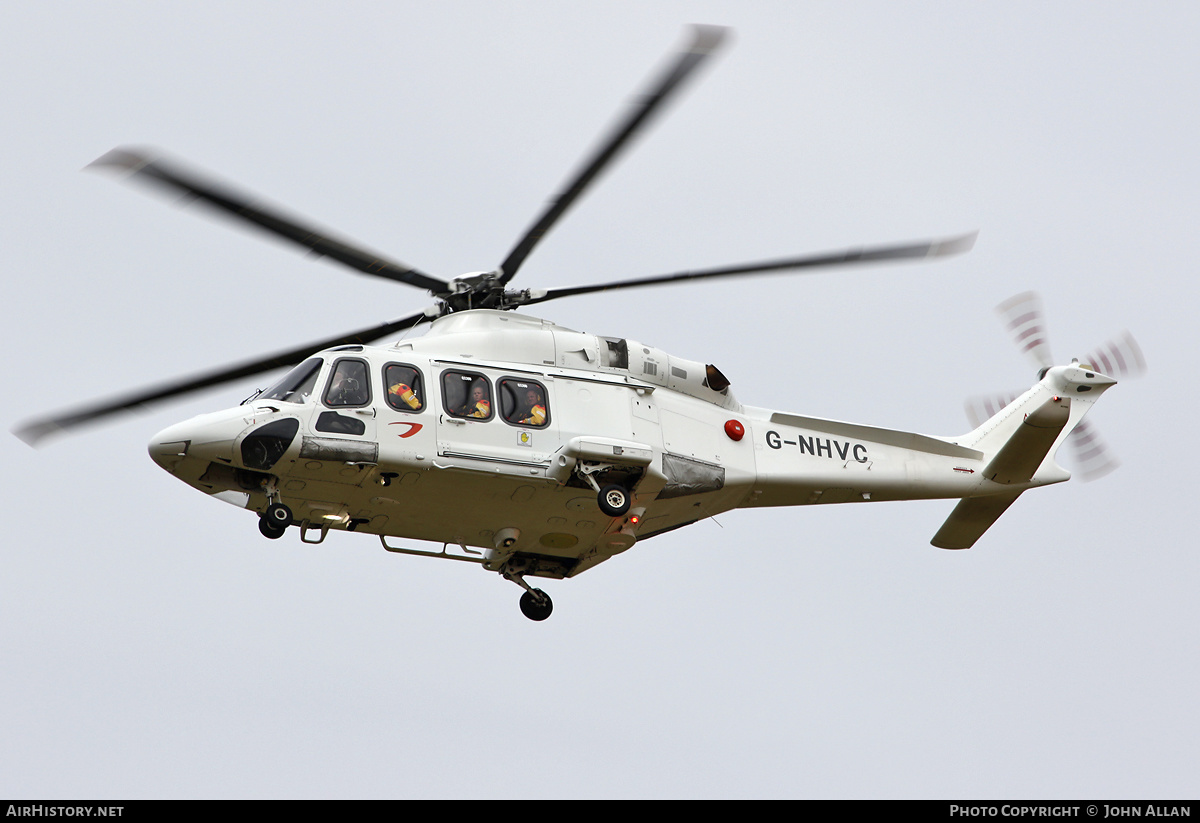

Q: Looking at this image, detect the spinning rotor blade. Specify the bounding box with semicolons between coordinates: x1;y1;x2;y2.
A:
518;232;977;305
1081;330;1146;381
982;292;1149;481
15;309;432;446
964;390;1022;430
996;292;1147;380
1066;331;1143;479
496;25;728;285
90;148;450;295
996;291;1054;371
1069;419;1119;481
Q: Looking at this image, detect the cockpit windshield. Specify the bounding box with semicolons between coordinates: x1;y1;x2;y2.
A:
254;357;324;404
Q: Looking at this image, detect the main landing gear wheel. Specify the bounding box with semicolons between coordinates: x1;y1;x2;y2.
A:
260;502;292;539
258;515;287;540
265;502;292;528
597;484;631;518
519;589;553;621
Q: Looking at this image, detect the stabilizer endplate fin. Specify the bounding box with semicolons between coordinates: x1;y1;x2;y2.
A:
931;491;1024;549
982;395;1070;484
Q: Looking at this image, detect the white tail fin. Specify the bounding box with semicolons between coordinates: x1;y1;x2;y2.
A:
932;394;1070;548
933;364;1116;548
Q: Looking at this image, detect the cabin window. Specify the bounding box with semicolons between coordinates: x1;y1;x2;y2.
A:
323;358;371;408
442;371;493;420
498;378;550;428
383;364;425;413
258;357;323;404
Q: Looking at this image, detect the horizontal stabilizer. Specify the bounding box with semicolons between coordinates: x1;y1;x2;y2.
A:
769;412;981;459
931;491;1023;550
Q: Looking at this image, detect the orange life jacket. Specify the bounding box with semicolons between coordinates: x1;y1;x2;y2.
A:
388;382;420;409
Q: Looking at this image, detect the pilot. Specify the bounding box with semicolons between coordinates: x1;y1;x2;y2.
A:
388;379;421;410
520;387;546;426
460;382;491;418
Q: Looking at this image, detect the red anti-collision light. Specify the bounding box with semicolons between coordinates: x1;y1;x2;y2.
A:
724;419;745;441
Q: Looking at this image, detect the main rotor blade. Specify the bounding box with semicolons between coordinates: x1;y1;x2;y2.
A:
15;309;432;446
518;232;977;305
90;148;450;295
496;25;728;286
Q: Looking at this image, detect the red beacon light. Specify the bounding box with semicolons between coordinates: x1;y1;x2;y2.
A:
724;419;745;441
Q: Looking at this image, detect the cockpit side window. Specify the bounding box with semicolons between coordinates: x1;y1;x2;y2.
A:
323;358;371;408
442;371;492;420
499;378;550;428
383;364;424;413
257;357;323;404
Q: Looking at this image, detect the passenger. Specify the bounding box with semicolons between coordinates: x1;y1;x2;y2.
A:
460;382;491;418
520;387;546;426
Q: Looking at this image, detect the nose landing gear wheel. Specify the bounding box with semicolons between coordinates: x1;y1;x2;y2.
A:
597;484;631;517
519;589;553;621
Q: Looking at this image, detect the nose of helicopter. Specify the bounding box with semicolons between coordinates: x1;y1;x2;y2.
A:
147;408;253;473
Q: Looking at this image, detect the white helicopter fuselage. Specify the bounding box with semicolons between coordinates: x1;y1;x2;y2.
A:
148;309;1117;579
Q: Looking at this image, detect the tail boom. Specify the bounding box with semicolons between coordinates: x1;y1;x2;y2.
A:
739;364;1116;549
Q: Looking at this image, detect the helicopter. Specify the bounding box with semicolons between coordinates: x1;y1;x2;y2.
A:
15;26;1138;621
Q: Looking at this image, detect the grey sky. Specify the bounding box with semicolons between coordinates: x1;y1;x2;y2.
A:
2;1;1197;798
